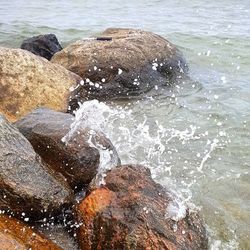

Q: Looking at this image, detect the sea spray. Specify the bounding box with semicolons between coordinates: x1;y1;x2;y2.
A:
62;100;121;185
62;99;229;232
63;100;197;222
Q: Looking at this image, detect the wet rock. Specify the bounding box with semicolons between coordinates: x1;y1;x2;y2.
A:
51;28;188;101
21;34;63;60
76;165;208;250
0;115;73;218
36;223;79;250
0;214;62;249
15;108;121;191
0;47;83;122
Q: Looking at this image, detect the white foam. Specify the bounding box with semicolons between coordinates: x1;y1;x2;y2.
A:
166;200;187;222
197;138;219;172
62;100;121;185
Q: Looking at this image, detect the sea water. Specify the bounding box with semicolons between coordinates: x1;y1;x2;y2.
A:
0;0;249;249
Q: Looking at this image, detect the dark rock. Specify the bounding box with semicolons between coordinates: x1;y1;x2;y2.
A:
0;214;62;249
21;34;63;60
76;165;208;250
15;108;120;191
0;114;73;218
36;223;79;250
51;28;188;101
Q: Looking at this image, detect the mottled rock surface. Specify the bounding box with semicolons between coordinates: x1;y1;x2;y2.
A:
0;215;62;250
0;114;73;218
36;223;79;250
21;34;63;60
0;47;82;121
15;108;120;190
76;165;208;250
51;28;188;100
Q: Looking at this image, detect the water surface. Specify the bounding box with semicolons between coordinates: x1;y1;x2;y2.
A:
0;1;249;249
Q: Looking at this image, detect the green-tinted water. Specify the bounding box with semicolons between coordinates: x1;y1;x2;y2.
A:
0;0;249;249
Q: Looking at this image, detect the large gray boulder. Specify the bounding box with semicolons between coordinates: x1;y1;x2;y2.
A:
51;28;188;101
15;108;121;191
0;114;73;218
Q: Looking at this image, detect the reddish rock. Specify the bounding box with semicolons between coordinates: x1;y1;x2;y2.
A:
0;215;62;250
15;108;120;191
76;165;208;250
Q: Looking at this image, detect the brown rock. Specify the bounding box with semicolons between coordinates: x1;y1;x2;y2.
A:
51;28;188;100
0;214;62;250
76;165;208;250
0;114;73;218
0;47;83;122
15;108;121;191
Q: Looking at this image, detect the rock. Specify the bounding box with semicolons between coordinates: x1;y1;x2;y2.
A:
0;114;73;218
51;28;188;100
0;47;83;122
0;214;62;249
21;34;63;60
15;108;121;191
76;165;208;250
36;223;79;250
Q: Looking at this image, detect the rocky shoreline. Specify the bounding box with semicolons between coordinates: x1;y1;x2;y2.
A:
0;28;208;249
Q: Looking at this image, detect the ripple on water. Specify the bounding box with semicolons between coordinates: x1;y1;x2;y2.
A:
0;0;249;247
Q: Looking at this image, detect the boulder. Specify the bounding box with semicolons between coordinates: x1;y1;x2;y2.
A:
51;28;188;100
21;34;63;60
15;108;121;191
36;223;79;250
0;114;73;218
0;215;62;249
76;165;208;250
0;47;83;122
